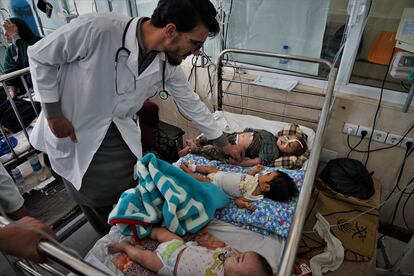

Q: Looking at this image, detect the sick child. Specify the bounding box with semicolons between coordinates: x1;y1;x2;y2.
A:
180;163;298;211
178;125;307;167
108;227;273;276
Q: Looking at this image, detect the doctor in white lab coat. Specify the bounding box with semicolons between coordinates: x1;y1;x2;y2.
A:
27;0;243;235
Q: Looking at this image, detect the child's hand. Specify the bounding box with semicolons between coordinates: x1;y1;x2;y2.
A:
234;198;255;212
180;163;191;173
252;164;264;173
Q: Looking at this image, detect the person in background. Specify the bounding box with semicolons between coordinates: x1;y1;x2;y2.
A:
0;163;56;263
1;17;41;98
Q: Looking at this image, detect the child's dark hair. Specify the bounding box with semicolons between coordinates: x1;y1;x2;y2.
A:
263;171;298;202
295;135;308;156
255;253;274;275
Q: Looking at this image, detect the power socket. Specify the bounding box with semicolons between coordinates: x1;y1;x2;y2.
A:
386;134;402;146
402;137;413;148
372;130;388;143
357;125;372;138
343;123;358;135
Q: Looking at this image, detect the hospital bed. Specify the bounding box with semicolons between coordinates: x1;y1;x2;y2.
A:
81;49;336;275
0;50;336;275
216;49;335;275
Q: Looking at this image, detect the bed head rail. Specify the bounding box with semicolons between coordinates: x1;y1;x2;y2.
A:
216;49;337;275
216;49;333;128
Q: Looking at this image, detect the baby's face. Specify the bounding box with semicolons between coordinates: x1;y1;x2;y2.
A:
224;251;262;275
277;135;302;155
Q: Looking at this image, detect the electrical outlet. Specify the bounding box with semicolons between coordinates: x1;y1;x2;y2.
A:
343;123;358;135
402;137;413;148
372;130;388;143
357;125;372;138
386;133;402;146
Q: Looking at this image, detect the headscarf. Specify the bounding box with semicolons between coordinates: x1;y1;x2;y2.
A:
2;17;41;74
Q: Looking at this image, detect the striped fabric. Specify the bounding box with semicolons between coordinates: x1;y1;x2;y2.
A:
108;153;229;241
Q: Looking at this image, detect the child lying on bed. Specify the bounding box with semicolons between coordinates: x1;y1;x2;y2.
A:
108;227;273;276
180;163;298;211
178;124;308;167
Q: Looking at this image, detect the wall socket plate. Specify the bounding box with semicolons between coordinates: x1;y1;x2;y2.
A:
343;123;358;135
402;136;414;148
357;125;372;138
386;133;402;146
372;130;388;143
343;122;412;148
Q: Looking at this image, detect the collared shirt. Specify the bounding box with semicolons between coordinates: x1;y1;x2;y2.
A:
28;14;223;190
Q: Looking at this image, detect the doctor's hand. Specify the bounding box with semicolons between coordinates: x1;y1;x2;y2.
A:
222;143;244;163
47;116;77;142
0;216;57;263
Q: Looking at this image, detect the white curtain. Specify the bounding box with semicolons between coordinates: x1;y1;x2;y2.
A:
209;0;330;75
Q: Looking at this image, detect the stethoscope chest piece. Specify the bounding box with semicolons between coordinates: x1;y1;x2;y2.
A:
159;90;169;100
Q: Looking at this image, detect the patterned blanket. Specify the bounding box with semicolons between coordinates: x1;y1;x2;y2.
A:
108;153;229;240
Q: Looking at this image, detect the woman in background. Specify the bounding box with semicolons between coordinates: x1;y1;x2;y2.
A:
2;17;41;98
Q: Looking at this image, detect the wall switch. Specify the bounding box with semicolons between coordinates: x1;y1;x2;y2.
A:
386;134;403;146
343;123;358;135
372;130;388;143
357;125;372;138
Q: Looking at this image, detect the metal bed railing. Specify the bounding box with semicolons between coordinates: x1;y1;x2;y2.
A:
216;49;336;276
0;216;108;275
0;67;39;167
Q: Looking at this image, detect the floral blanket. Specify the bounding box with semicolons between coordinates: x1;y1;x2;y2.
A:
175;154;305;238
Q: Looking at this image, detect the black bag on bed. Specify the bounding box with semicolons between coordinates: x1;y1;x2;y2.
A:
0;98;39;133
319;158;374;200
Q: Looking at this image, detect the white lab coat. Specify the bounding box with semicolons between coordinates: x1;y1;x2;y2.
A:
28;14;222;190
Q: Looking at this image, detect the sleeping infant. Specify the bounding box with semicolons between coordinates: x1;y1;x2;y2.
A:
179;124;307;167
180;163;298;211
108;227;273;276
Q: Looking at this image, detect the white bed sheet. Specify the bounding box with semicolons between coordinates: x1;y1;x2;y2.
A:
85;219;285;275
0;127;32;164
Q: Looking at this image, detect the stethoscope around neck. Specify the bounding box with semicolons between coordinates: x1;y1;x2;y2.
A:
114;18;169;100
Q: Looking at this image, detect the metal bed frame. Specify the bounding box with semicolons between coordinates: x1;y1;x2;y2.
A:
216;49;336;276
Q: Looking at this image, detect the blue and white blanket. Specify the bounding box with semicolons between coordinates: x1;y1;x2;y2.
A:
108;153;229;240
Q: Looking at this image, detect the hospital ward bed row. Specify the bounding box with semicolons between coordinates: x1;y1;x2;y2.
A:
0;50;380;275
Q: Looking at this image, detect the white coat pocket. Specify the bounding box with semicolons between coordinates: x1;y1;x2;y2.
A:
44;135;74;159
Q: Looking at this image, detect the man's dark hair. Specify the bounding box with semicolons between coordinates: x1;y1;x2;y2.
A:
151;0;219;36
263;171;298;202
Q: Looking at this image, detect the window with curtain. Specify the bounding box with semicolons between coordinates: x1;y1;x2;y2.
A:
204;0;351;78
349;0;414;93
